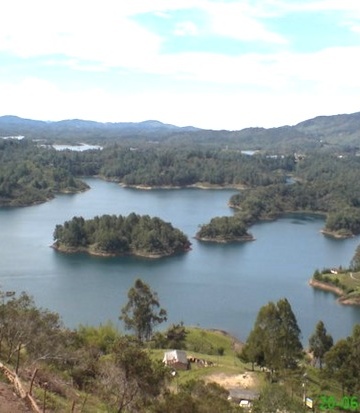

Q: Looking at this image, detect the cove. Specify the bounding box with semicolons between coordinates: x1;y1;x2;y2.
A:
0;177;360;343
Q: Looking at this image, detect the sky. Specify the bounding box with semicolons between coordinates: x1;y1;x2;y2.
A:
0;0;360;130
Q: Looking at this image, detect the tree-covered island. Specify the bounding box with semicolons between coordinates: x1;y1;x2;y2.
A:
196;215;254;243
53;213;191;258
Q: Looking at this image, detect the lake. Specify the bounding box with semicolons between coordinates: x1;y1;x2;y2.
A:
1;177;360;343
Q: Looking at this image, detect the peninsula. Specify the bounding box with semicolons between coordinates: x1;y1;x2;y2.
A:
309;269;360;306
228;181;360;239
53;213;191;258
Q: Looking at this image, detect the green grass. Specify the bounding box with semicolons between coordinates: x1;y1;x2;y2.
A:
185;327;240;355
334;271;360;291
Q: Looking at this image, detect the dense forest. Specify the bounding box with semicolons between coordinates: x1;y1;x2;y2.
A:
53;214;191;258
0;138;294;205
0;139;88;206
99;147;292;187
2;133;360;238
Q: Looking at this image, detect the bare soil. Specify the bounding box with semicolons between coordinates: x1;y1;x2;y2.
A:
0;381;31;412
205;372;257;390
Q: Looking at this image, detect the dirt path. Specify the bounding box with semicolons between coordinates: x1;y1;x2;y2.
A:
0;382;31;413
350;272;360;281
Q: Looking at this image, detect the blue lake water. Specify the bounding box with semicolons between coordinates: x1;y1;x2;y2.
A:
0;178;359;343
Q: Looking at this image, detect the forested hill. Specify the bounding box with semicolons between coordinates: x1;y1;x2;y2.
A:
1;111;360;151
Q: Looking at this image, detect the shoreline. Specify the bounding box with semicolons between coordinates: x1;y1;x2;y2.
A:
51;243;191;259
309;279;360;306
0;185;89;208
194;234;254;243
118;181;246;191
320;229;354;239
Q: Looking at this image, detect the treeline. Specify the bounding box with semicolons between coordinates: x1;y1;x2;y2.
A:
99;147;294;187
0;139;296;206
0;139;88;206
53;213;191;257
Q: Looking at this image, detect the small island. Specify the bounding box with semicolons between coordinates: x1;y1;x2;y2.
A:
195;216;254;243
53;213;191;258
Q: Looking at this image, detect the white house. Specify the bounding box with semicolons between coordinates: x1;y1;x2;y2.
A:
163;350;189;370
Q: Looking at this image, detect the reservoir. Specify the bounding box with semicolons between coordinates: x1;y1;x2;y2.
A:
1;177;360;343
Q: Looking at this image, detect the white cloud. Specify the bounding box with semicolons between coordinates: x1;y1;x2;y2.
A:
0;0;287;63
1;1;360;129
205;2;287;43
0;1;162;66
174;21;199;36
256;0;360;15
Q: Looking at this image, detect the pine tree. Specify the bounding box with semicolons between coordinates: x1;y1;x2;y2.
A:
308;320;333;368
242;298;303;372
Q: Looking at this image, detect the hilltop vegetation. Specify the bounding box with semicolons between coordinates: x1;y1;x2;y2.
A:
53;213;191;258
1;281;359;412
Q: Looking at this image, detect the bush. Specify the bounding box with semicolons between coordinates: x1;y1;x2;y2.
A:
217;347;225;356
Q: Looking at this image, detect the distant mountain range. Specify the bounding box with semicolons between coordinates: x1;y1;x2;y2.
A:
0;115;198;135
0;112;359;151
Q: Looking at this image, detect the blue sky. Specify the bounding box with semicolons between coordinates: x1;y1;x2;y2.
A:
0;0;360;130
